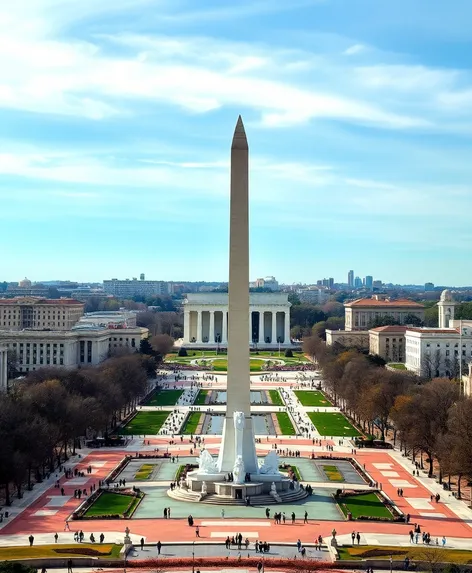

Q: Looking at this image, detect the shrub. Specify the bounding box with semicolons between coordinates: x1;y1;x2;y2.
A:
284;349;293;357
178;347;188;357
0;563;37;573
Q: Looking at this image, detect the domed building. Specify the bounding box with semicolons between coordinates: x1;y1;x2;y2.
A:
438;289;456;328
18;277;32;289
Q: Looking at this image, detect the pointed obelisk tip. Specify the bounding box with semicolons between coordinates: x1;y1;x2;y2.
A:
231;115;248;150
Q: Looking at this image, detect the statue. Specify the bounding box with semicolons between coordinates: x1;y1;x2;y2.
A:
233;455;245;484
179;476;186;489
124;526;131;545
201;481;207;494
197;449;218;474
233;411;245;455
270;482;277;494
259;450;280;475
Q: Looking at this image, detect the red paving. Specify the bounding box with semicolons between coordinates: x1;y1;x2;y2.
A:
2;445;471;544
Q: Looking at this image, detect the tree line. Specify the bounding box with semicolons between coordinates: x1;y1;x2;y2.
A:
303;335;472;495
0;352;158;506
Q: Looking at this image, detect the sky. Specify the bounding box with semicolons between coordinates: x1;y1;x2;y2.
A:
1;0;472;286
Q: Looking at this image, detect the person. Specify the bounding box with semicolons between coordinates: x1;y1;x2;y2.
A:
351;531;356;545
54;533;58;543
442;536;446;547
257;561;263;573
41;568;47;573
157;541;162;555
164;508;168;519
64;520;70;531
28;535;34;546
297;539;302;552
304;511;308;524
67;558;73;573
404;556;410;570
221;509;225;519
99;533;105;544
291;512;296;524
195;526;200;537
356;532;361;545
140;537;145;550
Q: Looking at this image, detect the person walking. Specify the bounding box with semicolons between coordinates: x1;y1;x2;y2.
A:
351;531;356;545
304;511;308;524
54;533;59;543
195;526;200;537
140;537;145;550
291;511;296;524
356;532;361;545
99;533;105;544
67;559;73;573
28;535;34;546
221;509;225;519
157;541;162;555
64;520;70;531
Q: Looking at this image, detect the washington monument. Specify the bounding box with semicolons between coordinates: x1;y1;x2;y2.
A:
217;116;258;474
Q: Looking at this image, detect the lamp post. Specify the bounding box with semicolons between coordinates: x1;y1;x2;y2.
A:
192;541;195;573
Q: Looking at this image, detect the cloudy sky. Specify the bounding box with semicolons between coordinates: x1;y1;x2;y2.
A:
1;0;472;286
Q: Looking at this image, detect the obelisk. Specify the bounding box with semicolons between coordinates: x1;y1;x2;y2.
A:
217;116;259;474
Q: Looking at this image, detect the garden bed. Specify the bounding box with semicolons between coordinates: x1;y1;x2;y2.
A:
181;412;202;434
134;463;154;481
0;544;122;560
79;490;143;519
335;491;394;520
118;411;170;435
322;464;344;482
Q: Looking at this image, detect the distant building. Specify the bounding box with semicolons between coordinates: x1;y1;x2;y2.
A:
0;298;84;331
76;311;137;329
297;288;330;304
424;282;435;291
348;270;354;288
103;278;170;297
254;276;279;291
344;296;425;331
6;277;48;297
369;326;407;362
328;278;334;289
365;276;373;289
373;280;383;289
354;277;363;288
325;330;369;350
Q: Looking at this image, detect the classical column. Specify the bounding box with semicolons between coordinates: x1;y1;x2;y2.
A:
196;310;203;343
249;311;253;344
209;310;215;344
271;311;277;343
284;311;291;344
222;311;228;344
258;310;264;344
183;308;190;343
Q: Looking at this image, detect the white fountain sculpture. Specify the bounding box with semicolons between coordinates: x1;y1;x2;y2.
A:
259;450;280;475
197;449;219;475
233;412;246;483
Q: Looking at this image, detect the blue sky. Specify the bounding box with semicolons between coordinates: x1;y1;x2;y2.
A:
1;0;472;286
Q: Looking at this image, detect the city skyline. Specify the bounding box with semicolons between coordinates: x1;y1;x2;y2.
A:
1;1;472;284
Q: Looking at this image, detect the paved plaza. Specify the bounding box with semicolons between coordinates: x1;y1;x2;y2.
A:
1;369;472;559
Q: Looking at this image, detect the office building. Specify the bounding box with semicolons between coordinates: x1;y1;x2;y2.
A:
344;296;425;331
348;270;354;288
0;298;84;331
103;278;170;297
365;276;373;289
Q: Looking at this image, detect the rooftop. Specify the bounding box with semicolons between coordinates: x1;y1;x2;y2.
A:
369;326;409;333
0;297;84;306
345;297;424;308
406;328;460;335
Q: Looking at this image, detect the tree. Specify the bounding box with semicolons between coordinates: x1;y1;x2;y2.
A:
178;347;188;357
321;301;344;317
150;334;174;356
403;313;423;327
290;304;326;330
423;304;439;327
369;315;396;328
284;349;293;358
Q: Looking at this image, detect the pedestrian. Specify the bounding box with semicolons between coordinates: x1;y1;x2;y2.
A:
164;508;167;519
195;525;200;537
140;537;145;550
168;507;171;518
442;536;446;547
221;509;225;519
304;511;308;524
157;541;162;555
356;532;361;545
99;533;105;544
291;511;296;524
28;535;34;546
54;532;58;543
64;520;70;531
351;531;356;545
67;559;73;573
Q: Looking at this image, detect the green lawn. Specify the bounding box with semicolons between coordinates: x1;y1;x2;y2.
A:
118;411;169;435
84;491;139;517
322;464;344;482
276;412;296;435
144;389;183;406
182;412;202;434
268;389;284;406
388;363;407;370
0;544;122;559
337;492;393;520
194;390;209;405
294;390;332;407
336;546;472;564
134;463;154;480
308;412;361;437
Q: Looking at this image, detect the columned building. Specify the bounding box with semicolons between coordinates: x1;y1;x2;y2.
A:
0;344;7;392
344;296;425;331
182;292;291;346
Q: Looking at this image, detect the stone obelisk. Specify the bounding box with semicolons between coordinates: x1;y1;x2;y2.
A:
217;116;258;474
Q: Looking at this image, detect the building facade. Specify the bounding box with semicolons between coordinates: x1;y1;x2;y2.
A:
0;344;7;391
182;292;291;346
77;311;137;329
325;329;369;350
404;327;472;378
369;326;407;362
103;278;170;297
0;298;84;331
297;288;330;304
344;296;425;331
0;327;148;373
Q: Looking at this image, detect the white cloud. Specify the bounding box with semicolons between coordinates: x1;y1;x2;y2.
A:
343;44;366;56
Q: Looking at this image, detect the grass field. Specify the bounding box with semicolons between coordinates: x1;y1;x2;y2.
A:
268;389;284;406
134;463;154;481
322;464;344;482
336;546;472;564
144;389;183;406
182;412;202;434
0;544;122;559
194;390;209;405
294;390;332;407
84;491;139;517
308;412;361;437
276;412;296;435
337;492;392;520
118;411;169;435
